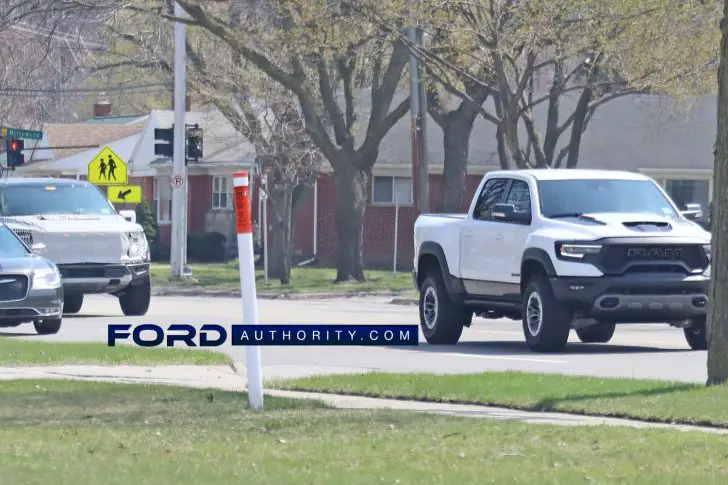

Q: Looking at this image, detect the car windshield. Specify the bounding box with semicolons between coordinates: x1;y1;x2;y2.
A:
0;225;30;258
537;179;679;219
0;183;116;216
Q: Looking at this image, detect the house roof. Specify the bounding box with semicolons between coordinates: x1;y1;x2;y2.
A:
29;122;146;161
351;90;716;172
84;114;149;125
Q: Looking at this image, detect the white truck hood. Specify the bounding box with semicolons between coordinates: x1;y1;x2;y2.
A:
540;212;711;242
2;214;146;265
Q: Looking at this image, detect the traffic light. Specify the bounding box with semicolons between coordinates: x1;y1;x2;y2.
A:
6;138;24;167
154;127;174;157
186;124;203;162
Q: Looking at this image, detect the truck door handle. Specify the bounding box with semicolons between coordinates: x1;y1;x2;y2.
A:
495;233;504;240
462;230;474;238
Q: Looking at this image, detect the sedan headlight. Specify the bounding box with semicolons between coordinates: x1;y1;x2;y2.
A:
556;243;602;259
32;266;61;290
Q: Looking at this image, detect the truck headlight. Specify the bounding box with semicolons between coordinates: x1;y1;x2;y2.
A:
32;266;61;289
556;243;602;259
703;244;711;263
122;231;150;262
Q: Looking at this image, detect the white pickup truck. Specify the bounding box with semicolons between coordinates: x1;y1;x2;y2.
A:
413;169;711;352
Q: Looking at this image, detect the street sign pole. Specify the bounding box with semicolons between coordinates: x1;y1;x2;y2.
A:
170;0;188;280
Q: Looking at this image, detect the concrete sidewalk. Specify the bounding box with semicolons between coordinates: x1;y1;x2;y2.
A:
1;363;726;435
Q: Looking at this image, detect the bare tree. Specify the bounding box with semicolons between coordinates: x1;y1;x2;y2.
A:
168;0;411;282
0;1;125;127
87;0;320;283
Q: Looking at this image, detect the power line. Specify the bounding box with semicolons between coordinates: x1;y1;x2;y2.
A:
0;82;170;94
0;88;170;98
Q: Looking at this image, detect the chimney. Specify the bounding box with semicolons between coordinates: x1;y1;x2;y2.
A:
185;94;191;112
94;93;112;118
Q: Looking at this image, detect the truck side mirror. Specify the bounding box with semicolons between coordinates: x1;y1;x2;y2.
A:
680;202;703;222
492;203;531;225
119;210;136;223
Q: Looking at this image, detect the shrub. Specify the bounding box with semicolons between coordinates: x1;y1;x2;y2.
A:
187;231;227;262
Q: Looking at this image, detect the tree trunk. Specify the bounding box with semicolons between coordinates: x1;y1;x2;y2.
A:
267;187;294;284
565;87;592;169
707;9;728;386
334;165;368;282
437;113;477;213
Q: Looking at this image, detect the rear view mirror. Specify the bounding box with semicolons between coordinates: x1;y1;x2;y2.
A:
492;203;531;224
31;242;46;255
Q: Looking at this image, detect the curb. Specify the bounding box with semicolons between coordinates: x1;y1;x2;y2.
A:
151;286;414;300
389;297;418;306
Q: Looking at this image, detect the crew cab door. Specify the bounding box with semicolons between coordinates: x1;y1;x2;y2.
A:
490;178;534;288
459;177;509;282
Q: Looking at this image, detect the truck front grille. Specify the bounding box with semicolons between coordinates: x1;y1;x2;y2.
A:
598;244;708;275
0;275;29;301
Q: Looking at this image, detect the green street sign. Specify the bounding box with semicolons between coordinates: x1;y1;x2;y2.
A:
0;126;43;140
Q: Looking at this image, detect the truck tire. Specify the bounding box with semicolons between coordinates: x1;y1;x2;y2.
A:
63;293;83;314
576;322;615;343
34;317;62;335
684;315;707;350
419;273;469;345
118;276;151;316
522;273;571;352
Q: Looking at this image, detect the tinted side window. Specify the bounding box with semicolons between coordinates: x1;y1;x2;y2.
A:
504;180;531;214
473;178;508;221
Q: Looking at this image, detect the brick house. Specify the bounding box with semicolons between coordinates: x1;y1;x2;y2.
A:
12;92;717;269
282;93;717;270
16;97;256;256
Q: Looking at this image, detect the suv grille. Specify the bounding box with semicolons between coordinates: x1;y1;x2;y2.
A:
0;275;29;301
598;244;708;275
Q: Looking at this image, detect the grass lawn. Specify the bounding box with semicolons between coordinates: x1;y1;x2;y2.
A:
0;338;231;366
3;379;728;485
271;371;728;427
151;262;415;294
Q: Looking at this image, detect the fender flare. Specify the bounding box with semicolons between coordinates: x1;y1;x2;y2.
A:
416;242;464;299
520;247;557;279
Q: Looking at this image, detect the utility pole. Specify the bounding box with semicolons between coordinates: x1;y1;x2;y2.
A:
170;0;189;280
408;0;429;217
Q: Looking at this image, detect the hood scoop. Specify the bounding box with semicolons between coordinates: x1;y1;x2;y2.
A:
622;220;672;232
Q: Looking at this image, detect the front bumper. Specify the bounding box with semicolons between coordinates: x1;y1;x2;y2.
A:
0;288;63;326
551;273;710;323
58;263;150;294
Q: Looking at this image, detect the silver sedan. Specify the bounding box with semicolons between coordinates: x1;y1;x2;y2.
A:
0;223;63;334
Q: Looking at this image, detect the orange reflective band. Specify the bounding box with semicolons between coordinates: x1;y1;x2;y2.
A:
234;184;252;234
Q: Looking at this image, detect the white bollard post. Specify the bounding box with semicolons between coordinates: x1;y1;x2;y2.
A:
233;170;264;410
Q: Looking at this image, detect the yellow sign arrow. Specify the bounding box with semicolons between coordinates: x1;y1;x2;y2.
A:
88;146;128;185
107;185;142;204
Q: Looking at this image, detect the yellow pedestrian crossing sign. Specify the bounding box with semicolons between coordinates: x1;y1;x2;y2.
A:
108;185;142;204
88;146;128;185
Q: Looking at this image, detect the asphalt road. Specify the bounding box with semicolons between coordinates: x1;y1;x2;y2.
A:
2;294;709;384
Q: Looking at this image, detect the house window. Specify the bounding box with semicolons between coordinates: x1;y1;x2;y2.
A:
663;179;710;213
212;176;233;210
372;176;412;204
155;175;172;222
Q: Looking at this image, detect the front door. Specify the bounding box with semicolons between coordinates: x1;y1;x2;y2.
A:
459;177;510;292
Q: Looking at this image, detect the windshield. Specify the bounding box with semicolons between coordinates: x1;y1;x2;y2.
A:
0;183;116;216
537;179;679;219
0;225;30;258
